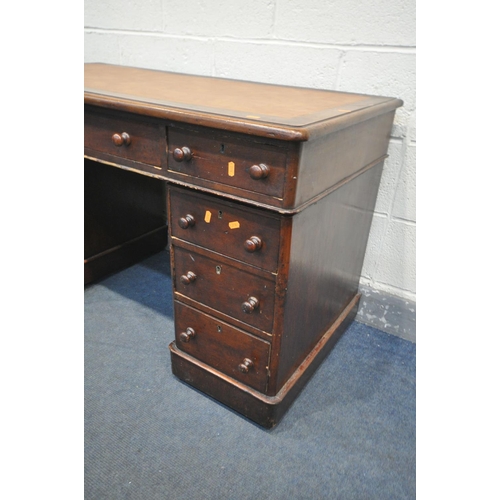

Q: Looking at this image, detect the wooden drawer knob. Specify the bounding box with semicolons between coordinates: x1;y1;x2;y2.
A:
249;163;270;180
238;358;254;373
179;327;196;343
178;214;195;229
173;146;193;162
180;271;197;285
112;132;131;147
241;296;259;314
244;236;262;253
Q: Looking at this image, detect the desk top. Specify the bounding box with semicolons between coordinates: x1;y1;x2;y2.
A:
84;63;402;141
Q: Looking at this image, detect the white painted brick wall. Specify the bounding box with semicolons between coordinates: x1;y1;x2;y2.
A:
84;0;416;303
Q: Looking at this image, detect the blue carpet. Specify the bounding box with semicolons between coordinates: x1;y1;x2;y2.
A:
85;250;415;499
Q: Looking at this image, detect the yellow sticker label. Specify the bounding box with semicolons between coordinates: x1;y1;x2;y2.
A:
228;221;240;229
228;161;235;177
204;211;212;223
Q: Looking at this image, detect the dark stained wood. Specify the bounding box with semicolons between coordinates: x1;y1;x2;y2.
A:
84;63;403;427
167;123;289;199
273;162;385;392
244;236;263;253
162;139;301;213
112;132;131;146
177;214;195;229
180;271;197;285
172;242;276;333
248;163;270;180
169;293;359;428
179;327;196;343
86;85;396;212
84;159;167;284
174;301;270;392
293;111;396;207
84;227;167;285
85;105;164;167
84;149;170;180
169;185;281;272
172;146;193;162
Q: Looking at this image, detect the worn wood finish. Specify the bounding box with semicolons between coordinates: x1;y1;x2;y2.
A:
169;185;281;272
172;242;276;333
167;124;289;199
273;162;385;392
85;63;401;142
169;293;359;428
84;63;402;427
85;65;402;212
85;106;164;167
293;111;396;207
174;301;270;393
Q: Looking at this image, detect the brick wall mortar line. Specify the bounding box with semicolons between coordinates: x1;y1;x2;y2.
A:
84;28;416;53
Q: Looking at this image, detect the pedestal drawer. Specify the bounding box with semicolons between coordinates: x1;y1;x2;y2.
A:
169;186;281;272
173;243;276;333
174;301;270;392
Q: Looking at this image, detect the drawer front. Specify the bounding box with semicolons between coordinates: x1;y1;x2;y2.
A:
85;108;163;166
173;245;275;333
174;301;270;392
170;186;281;272
167;125;287;198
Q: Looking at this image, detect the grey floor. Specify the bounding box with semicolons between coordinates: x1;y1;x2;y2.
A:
85;250;416;499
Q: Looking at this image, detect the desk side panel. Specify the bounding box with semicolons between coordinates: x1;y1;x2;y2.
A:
293;111;395;207
272;162;384;393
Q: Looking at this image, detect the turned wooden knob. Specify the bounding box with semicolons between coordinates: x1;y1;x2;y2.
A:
238;358;254;373
173;146;193;162
178;214;195;229
244;236;262;253
249;163;270;180
112;132;131;146
241;296;259;314
179;327;196;343
180;271;197;285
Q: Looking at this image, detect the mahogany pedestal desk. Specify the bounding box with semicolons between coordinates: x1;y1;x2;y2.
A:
84;63;402;428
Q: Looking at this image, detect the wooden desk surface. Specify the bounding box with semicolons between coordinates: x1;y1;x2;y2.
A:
85;63;402;141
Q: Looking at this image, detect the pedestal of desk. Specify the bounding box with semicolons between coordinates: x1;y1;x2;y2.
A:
169;293;359;428
168;162;383;428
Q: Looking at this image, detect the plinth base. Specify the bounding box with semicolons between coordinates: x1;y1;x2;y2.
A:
169;294;360;428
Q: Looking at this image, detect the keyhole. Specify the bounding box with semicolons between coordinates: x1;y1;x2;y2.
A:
220;144;225;154
218;210;223;219
215;265;222;275
217;325;222;333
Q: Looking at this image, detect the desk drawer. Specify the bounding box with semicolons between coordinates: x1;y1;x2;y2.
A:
174;301;270;392
85;108;163;166
173;244;276;333
169;186;280;272
167;125;288;199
